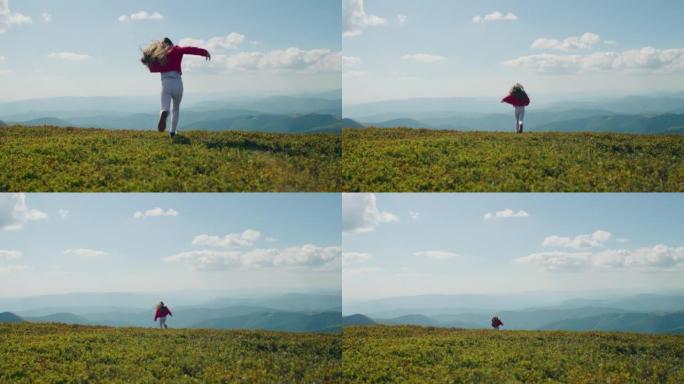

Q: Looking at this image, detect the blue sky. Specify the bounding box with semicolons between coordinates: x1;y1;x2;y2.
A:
0;193;341;297
0;0;341;101
343;0;684;103
343;193;684;301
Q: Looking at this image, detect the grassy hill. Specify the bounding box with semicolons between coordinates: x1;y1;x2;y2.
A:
342;128;684;192
343;325;684;383
0;323;341;383
0;126;340;192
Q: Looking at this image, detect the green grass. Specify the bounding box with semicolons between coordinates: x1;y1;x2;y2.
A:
0;126;340;191
343;325;684;383
342;128;684;191
0;323;341;383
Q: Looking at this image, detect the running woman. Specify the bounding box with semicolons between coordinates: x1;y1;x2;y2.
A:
141;38;211;137
501;83;530;133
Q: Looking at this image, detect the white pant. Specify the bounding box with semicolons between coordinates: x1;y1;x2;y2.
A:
161;76;183;133
514;106;525;131
158;316;167;328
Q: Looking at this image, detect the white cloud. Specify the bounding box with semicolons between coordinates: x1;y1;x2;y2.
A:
409;211;420;221
342;252;372;266
503;46;684;74
531;32;600;51
342;55;361;66
163;244;340;271
516;245;684;272
133;207;178;219
0;264;29;273
183;48;340;74
343;193;399;233
484;209;529;220
402;53;446;63
0;0;32;33
473;11;517;24
0;193;49;231
58;209;69;219
118;11;163;22
191;229;261;248
0;250;21;260
397;14;407;25
62;248;107;258
343;0;387;37
179;32;246;51
48;52;92;61
542;230;612;249
41;12;51;23
414;250;459;260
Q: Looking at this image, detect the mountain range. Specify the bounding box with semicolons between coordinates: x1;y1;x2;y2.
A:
0;92;345;134
344;94;684;134
0;292;342;333
343;293;684;334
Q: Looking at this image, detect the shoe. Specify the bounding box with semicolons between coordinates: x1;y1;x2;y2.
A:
170;131;176;139
158;111;169;132
520;124;524;133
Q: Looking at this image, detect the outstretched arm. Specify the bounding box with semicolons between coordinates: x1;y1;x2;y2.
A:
179;46;211;60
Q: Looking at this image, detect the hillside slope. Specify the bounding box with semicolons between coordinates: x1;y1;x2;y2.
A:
0;126;340;192
343;325;684;383
342;128;684;192
0;323;341;383
0;312;23;323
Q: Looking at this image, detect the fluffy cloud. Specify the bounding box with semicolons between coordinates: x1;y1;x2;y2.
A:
409;211;420;221
402;53;446;63
179;33;246;51
343;193;399;233
342;56;361;66
342;252;372;266
118;11;163;22
343;0;387;37
397;14;407;25
516;245;684;272
414;250;459;260
62;248;107;258
133;207;178;219
484;209;529;220
473;11;517;24
183;48;340;74
531;32;600;51
0;250;21;260
58;209;69;219
542;230;612;249
191;229;261;248
503;46;684;74
0;0;32;33
0;193;49;231
48;52;92;61
0;264;29;273
163;245;340;271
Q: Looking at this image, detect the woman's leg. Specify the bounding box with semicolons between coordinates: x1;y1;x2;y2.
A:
159;81;172;132
514;108;521;132
519;107;525;133
171;80;184;135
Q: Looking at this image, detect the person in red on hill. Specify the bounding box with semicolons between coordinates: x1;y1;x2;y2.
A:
491;316;504;330
501;83;531;133
154;301;173;329
140;37;211;138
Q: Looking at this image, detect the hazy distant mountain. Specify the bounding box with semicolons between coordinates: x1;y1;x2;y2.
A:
377;314;442;327
14;117;73;127
209;293;342;313
191;311;341;333
537;114;684;134
0;120;5;127
185;113;345;133
540;312;684;334
24;312;92;325
0;312;23;323
342;314;376;326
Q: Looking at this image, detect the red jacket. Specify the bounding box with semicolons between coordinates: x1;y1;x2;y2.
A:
502;94;530;107
154;306;172;320
148;46;209;74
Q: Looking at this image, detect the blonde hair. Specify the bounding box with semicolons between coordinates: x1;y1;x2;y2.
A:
141;39;172;68
510;83;526;100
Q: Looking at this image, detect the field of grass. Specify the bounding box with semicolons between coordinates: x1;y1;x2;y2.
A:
343;325;684;383
0;126;340;192
342;128;684;192
0;323;341;383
